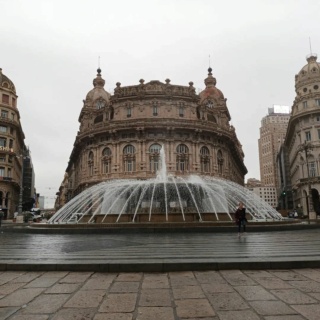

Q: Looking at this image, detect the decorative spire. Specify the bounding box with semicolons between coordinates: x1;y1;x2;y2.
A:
204;67;216;87
93;68;105;88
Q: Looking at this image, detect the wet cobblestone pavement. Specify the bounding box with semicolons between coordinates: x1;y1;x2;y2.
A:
1;269;320;319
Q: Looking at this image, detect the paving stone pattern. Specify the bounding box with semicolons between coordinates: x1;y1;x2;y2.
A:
0;269;320;319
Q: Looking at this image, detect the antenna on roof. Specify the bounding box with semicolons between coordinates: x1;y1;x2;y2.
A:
209;54;211;68
98;56;101;69
309;37;313;55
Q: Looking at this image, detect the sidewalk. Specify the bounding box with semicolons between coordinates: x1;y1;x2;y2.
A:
1;269;320;319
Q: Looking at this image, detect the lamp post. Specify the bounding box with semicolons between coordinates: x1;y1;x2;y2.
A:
299;141;315;220
17;155;24;215
17;149;29;215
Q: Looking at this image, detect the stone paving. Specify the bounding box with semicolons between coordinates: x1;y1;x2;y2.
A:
1;227;320;318
0;269;320;319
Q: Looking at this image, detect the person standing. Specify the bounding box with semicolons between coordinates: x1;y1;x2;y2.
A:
234;202;247;236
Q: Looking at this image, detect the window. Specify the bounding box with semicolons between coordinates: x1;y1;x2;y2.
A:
94;114;103;123
149;144;161;172
305;131;311;141
1;110;8;118
0;156;5;162
127;107;132;118
0;126;7;133
95;99;105;109
88;151;94;176
0;167;4;176
309;161;316;177
316;99;320;107
11;113;14;120
123;145;135;172
153;105;158;116
303;101;308;108
217;150;224;174
124;145;135;154
102;147;112;157
200;146;210;172
7;168;11;178
2;95;9;104
179;107;184;117
207;114;217;123
9;139;13;148
318;129;320;140
102;147;112;174
176;144;189;172
0;138;6;147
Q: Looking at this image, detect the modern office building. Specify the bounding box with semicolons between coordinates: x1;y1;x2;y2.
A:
56;67;248;206
258;105;290;189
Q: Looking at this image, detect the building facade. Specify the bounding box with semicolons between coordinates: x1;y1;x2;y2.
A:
284;54;320;218
0;68;30;218
258;106;290;189
56;68;247;207
247;186;278;209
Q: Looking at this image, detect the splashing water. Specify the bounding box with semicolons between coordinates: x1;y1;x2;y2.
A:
49;146;283;224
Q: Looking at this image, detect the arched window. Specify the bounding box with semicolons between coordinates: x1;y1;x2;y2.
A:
95;99;105;110
176;144;189;172
123;145;135;172
102;147;112;174
102;147;112;156
200;146;210;173
217;150;224;175
149;144;161;172
88;152;94;176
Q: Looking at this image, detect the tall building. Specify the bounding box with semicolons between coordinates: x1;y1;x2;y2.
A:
284;53;320;218
56;67;247;206
258;106;290;188
0;68;34;218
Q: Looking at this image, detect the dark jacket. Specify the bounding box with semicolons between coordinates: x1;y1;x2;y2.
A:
235;207;246;225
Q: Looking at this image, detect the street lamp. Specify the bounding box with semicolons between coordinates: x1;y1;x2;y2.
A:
17;150;29;215
299;141;315;220
18;159;24;215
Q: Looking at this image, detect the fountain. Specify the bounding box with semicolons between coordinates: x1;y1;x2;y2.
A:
49;146;283;224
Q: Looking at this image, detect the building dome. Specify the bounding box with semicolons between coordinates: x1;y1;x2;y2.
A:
0;68;16;94
295;54;320;90
85;69;111;108
199;68;224;104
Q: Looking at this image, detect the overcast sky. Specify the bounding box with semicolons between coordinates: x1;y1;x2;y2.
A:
1;0;319;208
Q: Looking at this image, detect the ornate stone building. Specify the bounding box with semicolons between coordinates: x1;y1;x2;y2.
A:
0;68;27;218
56;67;247;207
284;54;320;218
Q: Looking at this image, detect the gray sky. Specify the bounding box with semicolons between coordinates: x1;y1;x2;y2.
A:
1;0;319;208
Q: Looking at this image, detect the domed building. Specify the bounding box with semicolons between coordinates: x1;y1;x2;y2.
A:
0;68;31;218
56;67;247;208
284;54;320;218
